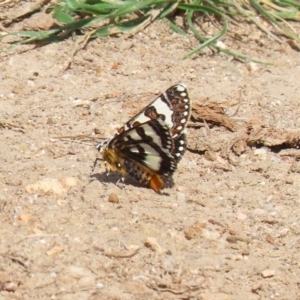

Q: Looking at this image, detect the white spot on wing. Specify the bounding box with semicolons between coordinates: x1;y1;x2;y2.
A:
176;84;185;92
129;147;139;153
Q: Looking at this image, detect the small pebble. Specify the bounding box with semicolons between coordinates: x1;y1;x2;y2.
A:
60;176;79;188
176;185;185;192
47;245;64;256
252;283;262;293
4;281;18;292
241;249;250;256
144;237;163;253
266;234;275;245
247;62;258;72
226;236;250;244
216;40;227;49
108;193;119;203
236;212;248;221
261;269;275;278
27;80;35;87
66;266;95;280
253;148;267;159
17;214;31;223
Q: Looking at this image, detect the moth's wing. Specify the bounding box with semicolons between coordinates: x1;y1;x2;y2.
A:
113;119;176;176
118;84;191;139
172;133;187;163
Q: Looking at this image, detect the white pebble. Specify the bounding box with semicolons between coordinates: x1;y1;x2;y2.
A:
261;269;275;278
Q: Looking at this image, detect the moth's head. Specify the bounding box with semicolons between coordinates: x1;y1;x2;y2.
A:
96;139;110;153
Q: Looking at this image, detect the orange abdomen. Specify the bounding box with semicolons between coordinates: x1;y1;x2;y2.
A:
149;174;164;192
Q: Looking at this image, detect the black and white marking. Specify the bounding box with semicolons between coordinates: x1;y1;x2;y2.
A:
101;119;176;175
94;83;191;190
122;83;191;141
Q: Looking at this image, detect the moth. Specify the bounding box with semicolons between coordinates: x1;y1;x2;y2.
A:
93;83;191;192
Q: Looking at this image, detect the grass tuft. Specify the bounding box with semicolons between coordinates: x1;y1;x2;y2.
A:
1;0;300;62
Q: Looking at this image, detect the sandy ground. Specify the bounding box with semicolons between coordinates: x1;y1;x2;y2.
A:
1;10;300;300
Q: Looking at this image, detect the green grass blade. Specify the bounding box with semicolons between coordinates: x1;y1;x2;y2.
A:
63;0;121;15
273;0;300;9
91;15;150;37
54;8;74;24
6;29;60;41
58;16;105;30
183;18;228;59
249;0;275;21
162;18;186;35
1;0;296;63
275;10;300;21
178;3;223;16
157;1;179;19
180;0;228;59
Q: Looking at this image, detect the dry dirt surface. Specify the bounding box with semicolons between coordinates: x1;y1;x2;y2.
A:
1;14;300;300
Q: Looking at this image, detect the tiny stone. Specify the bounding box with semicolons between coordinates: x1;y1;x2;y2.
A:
229;229;237;235
266;234;275;245
251;283;262;293
144;237;163;253
47;117;54;125
241;249;250;256
4;281;18;292
47;85;54;92
108;193;119;203
236;212;248;221
253;148;267;158
60;176;79;188
176;185;185;192
247;62;258;72
27;80;35;87
226;236;250;244
261;269;275;278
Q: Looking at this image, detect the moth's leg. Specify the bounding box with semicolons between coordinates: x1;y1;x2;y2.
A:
91;157;102;175
101;161;110;186
116;177;125;189
105;161;110;177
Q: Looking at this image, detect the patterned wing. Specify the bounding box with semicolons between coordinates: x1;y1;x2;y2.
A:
118;83;191;139
172;133;187;163
94;84;191;191
100;119;176;192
